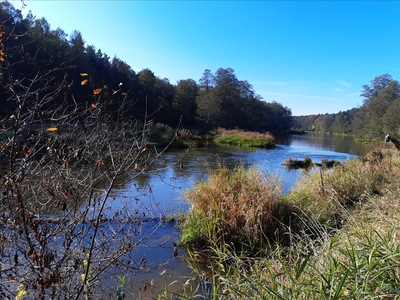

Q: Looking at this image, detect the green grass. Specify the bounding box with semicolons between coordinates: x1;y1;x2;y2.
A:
213;129;275;148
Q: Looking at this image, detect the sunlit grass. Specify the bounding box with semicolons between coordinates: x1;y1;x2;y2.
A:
180;165;282;251
214;129;275;148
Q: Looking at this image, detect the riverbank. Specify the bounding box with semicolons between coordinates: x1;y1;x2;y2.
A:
177;143;400;299
150;124;276;149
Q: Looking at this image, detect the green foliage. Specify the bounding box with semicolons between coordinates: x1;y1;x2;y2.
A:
293;74;400;141
196;68;293;132
172;79;198;126
293;109;356;134
0;2;295;134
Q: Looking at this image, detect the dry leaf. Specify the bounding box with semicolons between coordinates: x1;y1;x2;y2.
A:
45;127;58;132
93;88;102;95
81;79;89;86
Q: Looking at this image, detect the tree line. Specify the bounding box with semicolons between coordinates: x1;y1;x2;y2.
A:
293;73;400;140
0;2;293;134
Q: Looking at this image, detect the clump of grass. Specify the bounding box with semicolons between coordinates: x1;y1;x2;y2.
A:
283;156;340;170
180;165;282;251
282;156;314;170
214;129;275;148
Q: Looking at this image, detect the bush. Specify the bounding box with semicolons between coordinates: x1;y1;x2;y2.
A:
180;165;282;250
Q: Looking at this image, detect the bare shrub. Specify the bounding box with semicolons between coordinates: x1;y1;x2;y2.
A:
0;11;176;299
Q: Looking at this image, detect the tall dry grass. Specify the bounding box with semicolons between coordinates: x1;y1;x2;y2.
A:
281;146;397;226
180;165;282;250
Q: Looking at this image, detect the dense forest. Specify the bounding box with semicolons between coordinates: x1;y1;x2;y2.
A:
1;2;399;140
293;73;400;140
292;109;357;135
0;2;293;134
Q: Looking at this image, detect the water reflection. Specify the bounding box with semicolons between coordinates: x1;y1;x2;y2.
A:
109;133;369;218
276;133;370;156
103;133;370;298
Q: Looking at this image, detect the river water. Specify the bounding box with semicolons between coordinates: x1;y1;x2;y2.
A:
101;133;370;299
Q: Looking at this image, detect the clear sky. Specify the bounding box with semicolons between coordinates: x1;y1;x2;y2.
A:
14;0;400;116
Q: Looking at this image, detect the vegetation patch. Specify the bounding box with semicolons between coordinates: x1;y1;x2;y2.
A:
180;165;282;251
179;145;400;299
150;123;209;148
214;129;275;148
282;156;341;170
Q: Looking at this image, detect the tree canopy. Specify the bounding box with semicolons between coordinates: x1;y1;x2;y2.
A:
0;2;293;134
293;74;400;140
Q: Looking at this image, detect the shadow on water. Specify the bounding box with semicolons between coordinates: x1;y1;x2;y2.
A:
97;133;370;299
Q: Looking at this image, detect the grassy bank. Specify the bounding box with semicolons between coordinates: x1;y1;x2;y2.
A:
177;144;400;299
149;126;276;149
214;129;275;148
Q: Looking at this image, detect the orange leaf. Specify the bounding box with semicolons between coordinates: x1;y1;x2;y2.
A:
91;103;97;108
22;145;30;155
93;88;102;95
45;127;58;132
81;79;89;86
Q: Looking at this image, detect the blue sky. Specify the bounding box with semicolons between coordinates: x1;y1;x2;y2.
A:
17;0;400;116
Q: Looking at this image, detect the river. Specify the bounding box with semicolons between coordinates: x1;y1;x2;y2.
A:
100;133;371;299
